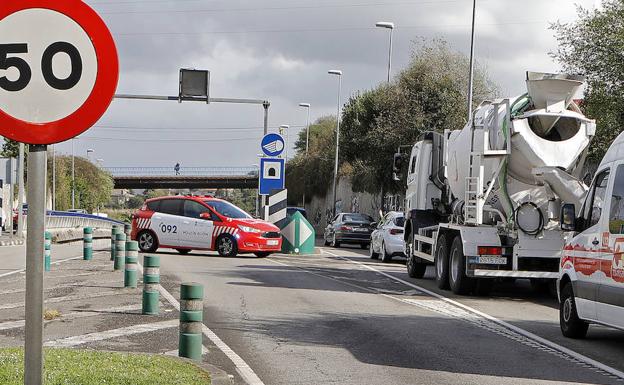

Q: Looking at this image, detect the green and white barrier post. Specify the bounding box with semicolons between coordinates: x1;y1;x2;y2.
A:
124;241;138;288
111;225;120;261
44;231;51;272
280;211;316;255
179;282;203;360
114;233;126;271
83;227;93;261
124;223;132;239
142;255;160;315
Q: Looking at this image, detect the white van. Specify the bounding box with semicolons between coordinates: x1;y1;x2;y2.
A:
559;132;624;338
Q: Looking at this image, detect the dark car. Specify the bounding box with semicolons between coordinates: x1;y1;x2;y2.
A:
287;207;307;220
323;212;375;249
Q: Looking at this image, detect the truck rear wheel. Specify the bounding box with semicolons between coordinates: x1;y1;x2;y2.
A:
449;236;474;295
435;234;450;289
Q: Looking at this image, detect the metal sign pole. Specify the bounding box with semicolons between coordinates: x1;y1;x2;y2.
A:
24;144;47;385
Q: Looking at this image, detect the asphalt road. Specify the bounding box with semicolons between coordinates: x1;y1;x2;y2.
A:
154;244;624;385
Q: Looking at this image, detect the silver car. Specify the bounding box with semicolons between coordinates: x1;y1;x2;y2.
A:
370;211;405;262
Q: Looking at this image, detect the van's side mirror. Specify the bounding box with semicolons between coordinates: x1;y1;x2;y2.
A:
560;203;576;231
200;212;212;220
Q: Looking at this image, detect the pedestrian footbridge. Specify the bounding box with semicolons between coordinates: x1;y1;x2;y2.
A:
105;167;259;189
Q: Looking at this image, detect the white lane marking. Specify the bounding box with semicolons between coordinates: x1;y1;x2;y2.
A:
0;304;143;332
136;262;265;385
45;319;178;348
0;253;100;280
320;249;624;381
0;290;122;310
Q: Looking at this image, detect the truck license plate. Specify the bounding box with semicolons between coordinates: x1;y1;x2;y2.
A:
267;240;279;246
477;256;507;265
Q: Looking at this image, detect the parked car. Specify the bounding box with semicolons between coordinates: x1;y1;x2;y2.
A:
131;195;282;258
370;211;405;262
559;132;624;338
323;212;374;249
12;203;28;231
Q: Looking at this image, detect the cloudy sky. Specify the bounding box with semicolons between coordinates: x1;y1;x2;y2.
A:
55;0;600;170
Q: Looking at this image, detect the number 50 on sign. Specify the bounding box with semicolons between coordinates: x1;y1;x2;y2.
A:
0;0;118;145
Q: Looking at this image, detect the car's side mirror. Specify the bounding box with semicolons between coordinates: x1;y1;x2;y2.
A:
560;203;576;231
200;212;212;220
370;222;377;228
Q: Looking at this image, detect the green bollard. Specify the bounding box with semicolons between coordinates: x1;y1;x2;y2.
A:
179;282;204;360
124;223;132;239
44;231;51;272
124;241;139;288
142;255;160;315
83;227;93;261
114;233;126;271
111;226;121;261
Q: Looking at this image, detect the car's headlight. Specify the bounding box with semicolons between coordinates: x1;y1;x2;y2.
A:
238;225;263;233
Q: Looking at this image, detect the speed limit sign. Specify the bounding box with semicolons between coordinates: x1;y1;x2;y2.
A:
0;0;118;144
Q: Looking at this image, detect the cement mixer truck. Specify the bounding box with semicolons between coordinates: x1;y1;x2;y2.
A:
395;72;596;295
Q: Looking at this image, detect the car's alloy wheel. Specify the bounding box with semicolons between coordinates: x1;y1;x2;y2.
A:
370;241;379;259
381;241;392;263
138;231;157;253
217;235;238;257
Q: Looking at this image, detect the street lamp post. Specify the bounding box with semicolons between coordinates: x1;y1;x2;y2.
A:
375;21;395;83
279;125;290;161
52;145;55;211
467;0;477;123
328;70;342;216
252;163;260;217
298;103;311;208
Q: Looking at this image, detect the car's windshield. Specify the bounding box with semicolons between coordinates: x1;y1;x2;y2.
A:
343;213;373;222
204;200;251;219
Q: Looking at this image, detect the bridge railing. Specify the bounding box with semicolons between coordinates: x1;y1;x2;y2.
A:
45;211;125;230
105;167;258;177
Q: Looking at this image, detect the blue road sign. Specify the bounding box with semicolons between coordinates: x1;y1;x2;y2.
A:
261;133;285;157
259;157;285;195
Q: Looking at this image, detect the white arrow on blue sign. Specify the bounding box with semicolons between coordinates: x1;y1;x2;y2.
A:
261;133;285;157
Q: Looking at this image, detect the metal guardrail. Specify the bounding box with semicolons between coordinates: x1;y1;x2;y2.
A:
105;167;258;177
44;211;125;230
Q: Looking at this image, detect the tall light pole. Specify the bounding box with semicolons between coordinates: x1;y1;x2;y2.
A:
71;139;75;209
375;21;395;83
467;0;477;123
299;103;311;154
279;125;290;161
298;103;311;208
252;163;259;217
328;70;342;216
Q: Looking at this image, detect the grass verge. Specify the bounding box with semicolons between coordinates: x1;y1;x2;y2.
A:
0;348;210;385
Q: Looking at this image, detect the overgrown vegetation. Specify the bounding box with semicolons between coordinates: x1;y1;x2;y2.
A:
551;0;624;162
287;40;497;202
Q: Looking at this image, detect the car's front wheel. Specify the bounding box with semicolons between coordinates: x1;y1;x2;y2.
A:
560;282;589;339
137;230;158;253
217;235;238;257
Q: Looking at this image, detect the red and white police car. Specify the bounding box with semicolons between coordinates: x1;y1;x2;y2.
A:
131;195;282;258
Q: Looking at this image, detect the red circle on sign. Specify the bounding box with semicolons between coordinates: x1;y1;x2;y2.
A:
0;0;118;145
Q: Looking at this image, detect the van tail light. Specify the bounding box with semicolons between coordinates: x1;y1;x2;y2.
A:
339;226;352;231
390;229;404;235
478;246;502;256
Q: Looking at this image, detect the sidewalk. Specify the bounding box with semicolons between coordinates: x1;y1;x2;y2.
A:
0;247;236;384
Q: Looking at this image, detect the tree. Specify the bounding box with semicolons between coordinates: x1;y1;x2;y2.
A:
127;195;145;209
339;39;496;196
49;155;113;212
285;116;338;204
551;1;624;162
